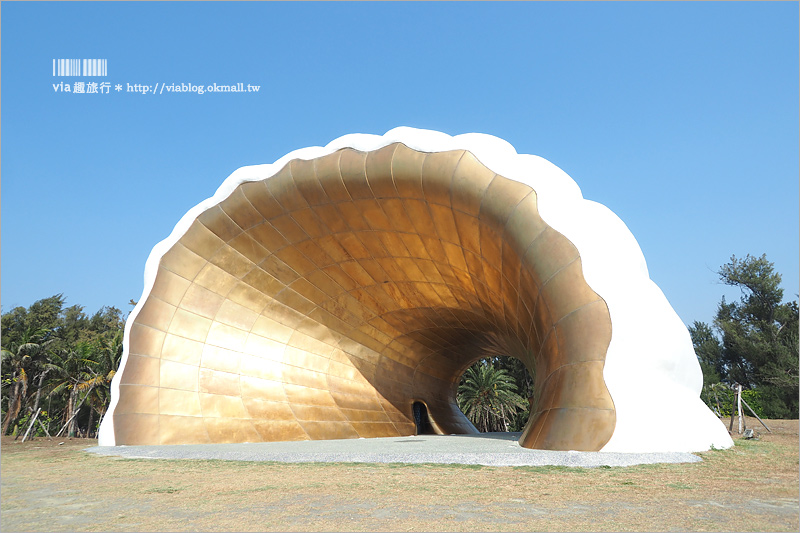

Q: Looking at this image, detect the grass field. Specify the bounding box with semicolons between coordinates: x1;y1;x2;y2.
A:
1;418;797;532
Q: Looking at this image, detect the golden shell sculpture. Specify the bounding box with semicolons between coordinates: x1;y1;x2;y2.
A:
98;128;733;452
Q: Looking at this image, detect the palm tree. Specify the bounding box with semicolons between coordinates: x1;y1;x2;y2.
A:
44;333;123;438
1;327;52;435
2;343;32;435
457;361;528;432
46;342;103;437
84;332;123;436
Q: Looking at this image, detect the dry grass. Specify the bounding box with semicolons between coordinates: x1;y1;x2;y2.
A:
1;418;797;532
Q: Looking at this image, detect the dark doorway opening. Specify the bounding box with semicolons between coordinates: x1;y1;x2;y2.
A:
412;401;435;435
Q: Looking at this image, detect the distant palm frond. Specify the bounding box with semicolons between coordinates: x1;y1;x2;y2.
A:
457;362;528;432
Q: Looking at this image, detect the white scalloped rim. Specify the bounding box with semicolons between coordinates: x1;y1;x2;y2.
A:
99;127;733;453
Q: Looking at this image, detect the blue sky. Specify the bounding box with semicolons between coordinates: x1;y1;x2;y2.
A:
2;1;798;331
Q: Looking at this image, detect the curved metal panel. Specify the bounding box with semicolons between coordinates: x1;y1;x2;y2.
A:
111;144;616;450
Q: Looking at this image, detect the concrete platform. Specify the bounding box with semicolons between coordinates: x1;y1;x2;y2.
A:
85;432;702;468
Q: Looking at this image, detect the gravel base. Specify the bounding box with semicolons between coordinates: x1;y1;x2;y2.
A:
85;432;702;468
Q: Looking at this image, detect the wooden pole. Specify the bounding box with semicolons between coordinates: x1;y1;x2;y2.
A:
740;396;772;433
21;408;41;443
36;417;51;438
728;385;735;432
737;384;744;434
56;409;81;438
713;387;722;417
55;384;94;438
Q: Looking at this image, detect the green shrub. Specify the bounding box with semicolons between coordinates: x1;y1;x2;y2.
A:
703;384;765;418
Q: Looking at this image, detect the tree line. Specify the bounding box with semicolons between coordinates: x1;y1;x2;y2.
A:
1;295;124;438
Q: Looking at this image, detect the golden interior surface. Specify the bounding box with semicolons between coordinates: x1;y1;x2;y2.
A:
114;143;615;450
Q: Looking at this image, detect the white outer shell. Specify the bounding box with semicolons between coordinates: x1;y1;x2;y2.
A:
99;127;734;453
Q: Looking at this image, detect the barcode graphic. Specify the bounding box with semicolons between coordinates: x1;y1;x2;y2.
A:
52;59;107;77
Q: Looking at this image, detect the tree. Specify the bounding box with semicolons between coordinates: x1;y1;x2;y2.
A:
689;321;723;388
690;254;798;419
482;355;533;431
1;295;65;348
0;327;54;435
45;343;97;437
2;341;33;435
83;331;123;435
457;360;529;432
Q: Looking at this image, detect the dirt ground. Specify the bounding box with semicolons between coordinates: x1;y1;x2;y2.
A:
1;417;798;532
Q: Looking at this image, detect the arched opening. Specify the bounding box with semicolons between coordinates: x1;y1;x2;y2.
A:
456;356;534;433
412;401;435;435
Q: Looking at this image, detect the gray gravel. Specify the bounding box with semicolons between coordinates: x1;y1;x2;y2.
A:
85;432;701;468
